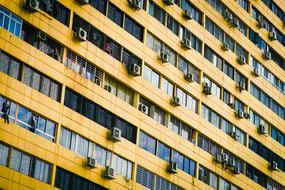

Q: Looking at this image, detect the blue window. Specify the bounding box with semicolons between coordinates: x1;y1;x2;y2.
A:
157;142;170;162
0;6;22;37
139;131;156;155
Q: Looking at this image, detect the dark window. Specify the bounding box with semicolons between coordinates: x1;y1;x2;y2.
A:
124;16;144;41
149;1;165;24
89;0;107;14
167;15;179;35
55;167;108;190
64;88;137;143
38;0;70;26
107;3;123;26
0;51;22;80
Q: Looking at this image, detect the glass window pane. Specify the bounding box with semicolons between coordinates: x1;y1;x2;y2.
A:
11;149;22;171
0;144;9;166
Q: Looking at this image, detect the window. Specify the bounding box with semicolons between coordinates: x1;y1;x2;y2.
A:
112;154;132;179
60;127;133;179
107;3;123;26
234;98;246;113
157;141;171;162
55;167;108;190
136;166;184;190
33;159;51;183
249;136;285;172
66;50;103;85
21;22;63;62
161;77;174;97
203;76;221;99
223;89;232;106
89;0;106;14
237;0;249;12
246;163;284;189
124;15;144;41
177;56;200;83
64;88;137;143
172;150;196;176
104;75;134;105
0;51;22;80
37;0;70;26
198;165;218;189
167;15;179;35
136;166;155;190
0;6;22;37
149;1;165;24
95;145;112;167
170;116;195;143
180;26;203;53
146;32;162;54
8;147;51;184
181;0;203;24
144;65;160;87
104;37;121;60
139;97;167;126
250;82;285;120
16;105;57;142
23;65;61;101
250;56;284;94
0;95;56;142
0;143;9;166
139;131;156;155
176;87;198;113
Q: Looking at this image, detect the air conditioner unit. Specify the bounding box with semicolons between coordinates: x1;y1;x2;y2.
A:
224;9;233;22
36;31;46;41
181;38;191;49
232;17;240;28
86;157;96;168
139;103;149;115
222;42;229;51
104;84;112;93
230;131;239;141
241;112;248;118
215;153;223;163
231;167;240;174
160;52;169;63
183;10;192;20
167;161;178;173
258;124;267;134
263;51;271;60
238;55;246;65
271;161;280;171
109;127;122;142
268;31;277;41
103;166;116;179
184;72;194;82
202;82;212;95
229;157;236;167
74;27;87;41
76;0;89;4
163;0;174;5
235;109;244;119
128;63;141;76
252;67;260;77
128;0;141;9
237;81;246;91
221;153;229;163
25;0;39;12
257;18;265;28
172;96;181;106
228;102;235;109
94;78;102;86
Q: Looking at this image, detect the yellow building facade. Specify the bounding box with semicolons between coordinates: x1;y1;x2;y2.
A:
0;0;284;189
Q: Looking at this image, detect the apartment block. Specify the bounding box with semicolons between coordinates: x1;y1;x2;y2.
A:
0;0;284;189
